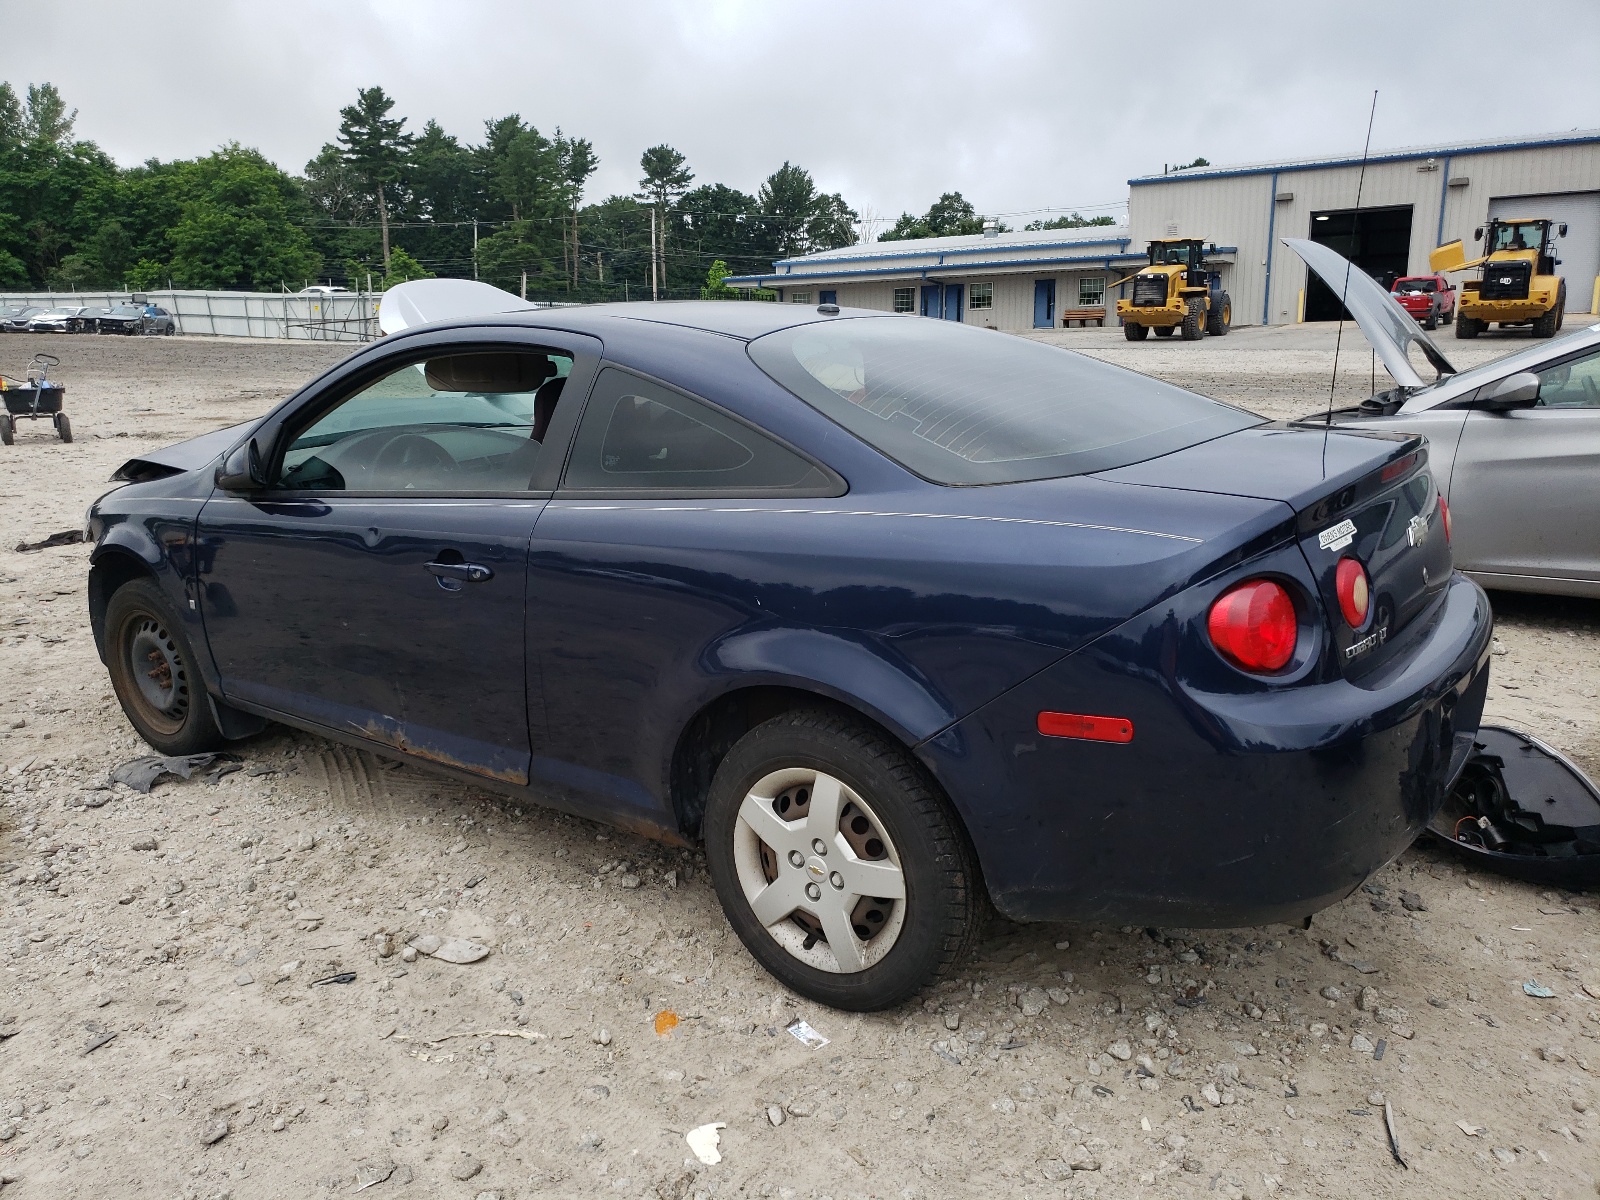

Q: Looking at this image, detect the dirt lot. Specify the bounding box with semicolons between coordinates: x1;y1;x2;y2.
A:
1;323;1598;1200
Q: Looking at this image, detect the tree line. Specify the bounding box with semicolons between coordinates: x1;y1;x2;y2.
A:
0;81;874;300
0;81;1119;300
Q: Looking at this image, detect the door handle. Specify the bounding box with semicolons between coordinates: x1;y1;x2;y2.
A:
424;560;494;583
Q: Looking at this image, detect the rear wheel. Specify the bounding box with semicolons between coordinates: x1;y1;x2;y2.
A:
0;414;12;445
703;708;983;1011
1532;303;1559;338
1205;293;1232;336
1423;306;1438;331
1123;321;1148;341
105;579;225;755
54;412;71;443
1180;298;1205;340
1455;314;1481;339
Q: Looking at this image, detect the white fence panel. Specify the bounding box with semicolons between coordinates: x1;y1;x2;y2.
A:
0;290;381;341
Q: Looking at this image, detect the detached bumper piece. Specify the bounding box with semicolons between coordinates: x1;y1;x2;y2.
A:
1428;725;1600;888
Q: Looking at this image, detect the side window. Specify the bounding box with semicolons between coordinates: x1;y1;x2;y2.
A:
563;368;833;494
276;349;572;492
1536;348;1600;409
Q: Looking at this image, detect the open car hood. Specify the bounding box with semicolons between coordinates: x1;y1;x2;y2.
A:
378;279;528;335
1283;238;1456;391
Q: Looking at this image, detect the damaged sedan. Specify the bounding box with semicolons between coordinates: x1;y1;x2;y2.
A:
86;289;1491;1009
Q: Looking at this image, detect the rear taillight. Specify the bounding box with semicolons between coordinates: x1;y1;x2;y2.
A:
1335;557;1371;628
1438;495;1451;545
1207;579;1297;673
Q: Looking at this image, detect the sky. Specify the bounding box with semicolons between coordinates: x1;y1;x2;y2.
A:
6;0;1599;238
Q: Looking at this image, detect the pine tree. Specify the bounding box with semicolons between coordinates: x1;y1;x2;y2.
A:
337;87;413;272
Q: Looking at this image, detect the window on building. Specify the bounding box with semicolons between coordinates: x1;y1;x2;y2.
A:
789;291;813;304
1078;278;1105;307
968;282;994;310
893;287;916;313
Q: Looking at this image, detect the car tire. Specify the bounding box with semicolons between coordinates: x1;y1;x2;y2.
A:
1153;326;1174;337
1423;307;1438;331
1180;298;1205;340
1124;321;1148;341
703;707;984;1011
105;579;226;756
54;413;71;443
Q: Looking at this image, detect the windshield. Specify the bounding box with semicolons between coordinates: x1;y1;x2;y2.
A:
1489;221;1544;253
1148;243;1196;267
748;317;1258;485
1392;278;1436;293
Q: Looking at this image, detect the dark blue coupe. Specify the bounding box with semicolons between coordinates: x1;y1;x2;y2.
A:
87;299;1492;1009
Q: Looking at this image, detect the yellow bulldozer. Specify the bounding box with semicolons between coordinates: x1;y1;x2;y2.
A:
1114;238;1232;341
1431;217;1568;339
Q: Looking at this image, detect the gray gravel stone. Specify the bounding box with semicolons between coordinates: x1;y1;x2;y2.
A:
450;1154;483;1181
199;1120;229;1145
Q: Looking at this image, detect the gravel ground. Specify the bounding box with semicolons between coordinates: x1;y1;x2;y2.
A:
1;324;1597;1200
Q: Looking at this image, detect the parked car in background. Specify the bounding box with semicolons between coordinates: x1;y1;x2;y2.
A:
95;305;149;335
0;305;42;332
1390;274;1456;330
26;305;95;334
86;288;1492;1009
76;306;113;332
139;304;177;335
1290;237;1600;599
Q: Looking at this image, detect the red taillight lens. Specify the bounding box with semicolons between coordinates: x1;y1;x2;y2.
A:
1438;495;1451;545
1207;579;1297;673
1334;557;1371;628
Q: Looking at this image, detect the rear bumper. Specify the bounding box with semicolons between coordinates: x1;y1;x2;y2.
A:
1115;300;1185;327
920;573;1493;926
1462;297;1555;321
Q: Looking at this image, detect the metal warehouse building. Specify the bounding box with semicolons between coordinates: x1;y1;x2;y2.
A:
730;128;1600;330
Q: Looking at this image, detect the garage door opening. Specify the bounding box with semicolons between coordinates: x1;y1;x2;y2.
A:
1304;205;1413;321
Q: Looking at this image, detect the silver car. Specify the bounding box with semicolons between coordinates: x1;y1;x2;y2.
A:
1288;237;1600;599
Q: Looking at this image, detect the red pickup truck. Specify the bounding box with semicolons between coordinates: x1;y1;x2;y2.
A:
1390;273;1455;330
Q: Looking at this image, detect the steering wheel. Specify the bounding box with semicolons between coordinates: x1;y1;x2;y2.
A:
370;432;457;488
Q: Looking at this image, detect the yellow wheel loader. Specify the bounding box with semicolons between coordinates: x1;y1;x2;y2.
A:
1114;238;1232;342
1431;217;1568;339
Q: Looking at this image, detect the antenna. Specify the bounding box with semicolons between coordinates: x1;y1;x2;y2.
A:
1325;91;1379;471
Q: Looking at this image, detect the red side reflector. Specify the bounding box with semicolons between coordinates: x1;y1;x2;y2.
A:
1438;494;1451;545
1037;712;1134;743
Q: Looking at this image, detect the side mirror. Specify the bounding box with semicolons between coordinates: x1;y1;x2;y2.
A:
215;435;269;490
1558;223;1568;237
1473;227;1483;242
1479;371;1540;412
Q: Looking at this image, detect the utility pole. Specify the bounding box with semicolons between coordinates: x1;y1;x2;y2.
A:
473;219;479;280
521;270;527;301
650;208;658;301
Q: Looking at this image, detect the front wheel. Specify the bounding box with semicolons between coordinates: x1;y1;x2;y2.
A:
0;414;12;445
1205;293;1232;336
1153;325;1175;337
54;412;71;443
105;579;226;755
704;708;983;1011
1123;321;1148;341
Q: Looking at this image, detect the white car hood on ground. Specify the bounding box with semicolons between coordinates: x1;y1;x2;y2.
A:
1283;237;1457;392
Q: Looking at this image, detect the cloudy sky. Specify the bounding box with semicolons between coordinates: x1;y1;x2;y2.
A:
6;0;1598;235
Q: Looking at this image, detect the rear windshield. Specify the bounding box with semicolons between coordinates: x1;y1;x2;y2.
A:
1393;278;1436;293
747;317;1258;485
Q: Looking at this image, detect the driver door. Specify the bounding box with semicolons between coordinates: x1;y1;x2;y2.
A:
195;332;598;782
1449;343;1600;586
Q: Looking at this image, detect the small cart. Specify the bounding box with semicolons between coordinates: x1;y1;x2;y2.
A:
0;353;70;444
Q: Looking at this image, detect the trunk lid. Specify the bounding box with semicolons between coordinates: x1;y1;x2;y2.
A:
1097;423;1454;672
